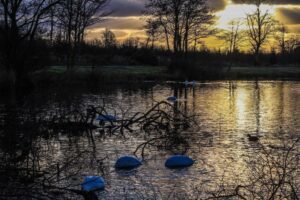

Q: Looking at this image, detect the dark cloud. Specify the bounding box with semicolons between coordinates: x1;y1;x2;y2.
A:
276;7;300;24
107;0;228;17
272;0;300;4
108;0;146;17
105;0;300;18
232;0;300;5
208;0;227;11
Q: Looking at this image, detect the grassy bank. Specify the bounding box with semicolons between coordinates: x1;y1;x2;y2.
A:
1;65;300;90
35;65;300;82
229;66;300;80
35;65;169;82
46;65;168;77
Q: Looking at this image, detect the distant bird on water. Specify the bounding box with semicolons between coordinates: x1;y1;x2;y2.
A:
167;96;177;101
184;80;196;87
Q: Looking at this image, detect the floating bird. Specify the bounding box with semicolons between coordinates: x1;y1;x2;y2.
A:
167;96;177;101
165;155;194;169
191;80;196;87
115;156;142;170
96;115;117;122
184;80;196;87
247;134;260;142
81;176;105;192
184;80;189;87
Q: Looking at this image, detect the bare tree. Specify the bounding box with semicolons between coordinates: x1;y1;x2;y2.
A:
286;34;300;53
275;23;287;55
182;0;214;53
122;37;141;49
144;4;171;51
217;19;244;72
47;0;59;44
145;19;160;49
57;0;110;69
145;0;214;53
218;20;244;54
0;0;61;88
245;0;276;64
144;0;181;52
101;28;117;48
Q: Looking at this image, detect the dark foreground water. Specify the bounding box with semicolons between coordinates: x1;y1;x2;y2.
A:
0;81;300;199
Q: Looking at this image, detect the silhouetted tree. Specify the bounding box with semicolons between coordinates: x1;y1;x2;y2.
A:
0;0;61;88
190;23;215;52
275;24;287;55
286;34;300;53
182;0;214;53
218;20;244;54
145;19;160;49
101;28;117;48
48;0;58;44
56;0;110;69
245;0;275;64
145;0;214;53
122;37;140;49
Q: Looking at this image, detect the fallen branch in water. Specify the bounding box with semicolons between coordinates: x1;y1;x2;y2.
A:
0;100;200;199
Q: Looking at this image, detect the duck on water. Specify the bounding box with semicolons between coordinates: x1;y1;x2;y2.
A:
247;134;260;142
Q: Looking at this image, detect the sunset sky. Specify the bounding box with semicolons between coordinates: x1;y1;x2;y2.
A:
86;0;300;50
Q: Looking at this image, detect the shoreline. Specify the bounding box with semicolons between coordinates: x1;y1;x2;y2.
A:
1;65;300;91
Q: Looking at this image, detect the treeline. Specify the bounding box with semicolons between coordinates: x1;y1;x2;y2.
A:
22;33;300;70
0;0;110;88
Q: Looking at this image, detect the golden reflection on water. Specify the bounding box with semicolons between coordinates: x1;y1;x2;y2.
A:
235;87;248;130
153;81;300;185
183;81;300;137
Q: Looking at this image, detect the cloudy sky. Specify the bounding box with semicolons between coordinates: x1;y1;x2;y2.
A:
86;0;300;48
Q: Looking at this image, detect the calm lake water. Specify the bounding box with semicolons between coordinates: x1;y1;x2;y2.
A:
1;81;300;199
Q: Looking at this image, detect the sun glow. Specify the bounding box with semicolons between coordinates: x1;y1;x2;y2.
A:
216;3;277;30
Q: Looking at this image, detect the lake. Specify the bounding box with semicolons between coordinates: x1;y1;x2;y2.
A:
0;81;299;199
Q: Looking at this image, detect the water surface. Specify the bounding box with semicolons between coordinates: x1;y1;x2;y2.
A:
0;81;299;199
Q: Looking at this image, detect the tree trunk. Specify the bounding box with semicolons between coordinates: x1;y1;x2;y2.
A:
184;24;189;53
174;8;180;53
164;27;170;51
8;68;17;90
255;48;260;65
